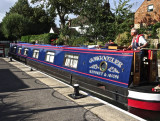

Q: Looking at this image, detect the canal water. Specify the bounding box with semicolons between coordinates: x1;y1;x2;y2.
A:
128;107;160;121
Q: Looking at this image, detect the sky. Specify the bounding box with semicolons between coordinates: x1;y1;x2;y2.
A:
0;0;144;26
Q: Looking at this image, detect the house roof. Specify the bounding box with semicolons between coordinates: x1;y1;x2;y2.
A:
49;27;60;34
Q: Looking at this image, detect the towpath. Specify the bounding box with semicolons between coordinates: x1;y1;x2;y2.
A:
0;57;145;121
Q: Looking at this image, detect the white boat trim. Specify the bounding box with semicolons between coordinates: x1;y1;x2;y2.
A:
128;90;160;101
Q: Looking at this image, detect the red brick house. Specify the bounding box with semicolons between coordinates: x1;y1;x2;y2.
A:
134;0;160;29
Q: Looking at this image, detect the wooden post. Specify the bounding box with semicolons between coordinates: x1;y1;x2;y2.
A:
133;52;141;85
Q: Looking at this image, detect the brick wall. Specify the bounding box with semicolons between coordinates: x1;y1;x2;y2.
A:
134;0;160;28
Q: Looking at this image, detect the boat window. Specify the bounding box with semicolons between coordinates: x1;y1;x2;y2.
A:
24;48;29;56
18;47;22;54
64;53;79;69
13;46;17;53
33;49;39;59
45;51;55;63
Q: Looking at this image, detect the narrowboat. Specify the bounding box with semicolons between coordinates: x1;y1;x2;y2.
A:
8;42;160;111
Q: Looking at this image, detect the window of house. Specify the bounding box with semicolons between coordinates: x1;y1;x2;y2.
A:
24;48;29;56
147;0;151;1
45;51;55;63
148;5;154;12
32;49;39;59
64;53;79;69
18;47;22;54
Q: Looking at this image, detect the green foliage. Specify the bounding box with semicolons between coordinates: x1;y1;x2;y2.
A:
9;0;32;17
75;0;134;43
29;7;55;34
71;37;89;46
60;25;79;37
151;22;160;38
55;34;65;45
21;35;30;43
114;32;131;46
137;26;152;39
2;13;29;39
112;0;134;36
21;33;58;44
78;0;114;41
157;28;160;39
31;0;82;29
55;25;80;45
1;0;136;46
1;0;56;40
0;23;7;40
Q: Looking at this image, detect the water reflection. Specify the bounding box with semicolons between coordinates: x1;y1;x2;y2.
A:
128;107;160;121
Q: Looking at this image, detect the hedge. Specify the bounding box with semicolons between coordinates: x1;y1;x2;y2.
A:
21;33;58;44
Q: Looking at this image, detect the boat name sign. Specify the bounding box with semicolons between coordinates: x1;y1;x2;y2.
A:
88;56;124;80
89;56;123;68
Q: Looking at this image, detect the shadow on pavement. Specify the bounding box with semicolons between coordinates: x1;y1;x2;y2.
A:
0;69;29;92
0;69;33;121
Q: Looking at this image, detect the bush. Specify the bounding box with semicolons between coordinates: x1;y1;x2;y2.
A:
21;33;58;44
114;32;131;46
21;35;31;43
72;37;89;46
151;22;160;38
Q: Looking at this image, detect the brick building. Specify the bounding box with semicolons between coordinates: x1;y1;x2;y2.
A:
134;0;160;29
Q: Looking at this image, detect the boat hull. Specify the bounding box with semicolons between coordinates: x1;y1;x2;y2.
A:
128;90;160;111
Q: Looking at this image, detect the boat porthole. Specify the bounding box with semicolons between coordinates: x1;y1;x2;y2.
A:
99;61;108;72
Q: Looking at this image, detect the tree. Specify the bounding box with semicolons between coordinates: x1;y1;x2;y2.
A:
73;0;134;43
151;22;160;38
9;0;56;34
29;7;56;34
2;13;29;39
112;0;134;36
76;0;114;42
1;0;56;39
0;23;6;40
9;0;32;18
31;0;83;29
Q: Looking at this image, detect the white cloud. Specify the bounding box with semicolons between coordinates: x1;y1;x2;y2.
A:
0;13;5;22
0;0;33;22
0;0;17;12
0;0;17;22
